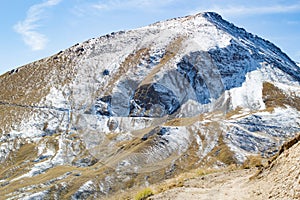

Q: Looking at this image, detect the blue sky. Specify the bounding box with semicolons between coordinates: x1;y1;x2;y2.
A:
0;0;300;75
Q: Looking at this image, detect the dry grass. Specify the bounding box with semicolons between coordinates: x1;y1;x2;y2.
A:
278;133;300;155
0;137;101;199
140;36;185;85
0;53;74;106
164;114;204;126
106;164;238;200
214;144;236;165
134;188;154;200
251;133;300;180
0;142;37;181
262;82;300;111
150;166;233;197
267;133;300;167
242;155;263;169
0;106;28;133
204;126;236;166
194;168;219;176
1;161;109;199
153;174;186;194
103;48;150;96
0;51;76;133
0;165;78;198
225;106;243;119
0;127;243;199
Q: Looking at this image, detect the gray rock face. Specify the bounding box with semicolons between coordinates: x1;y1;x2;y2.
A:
208;40;259;90
177;52;212;104
95;95;112;116
130;83;180;117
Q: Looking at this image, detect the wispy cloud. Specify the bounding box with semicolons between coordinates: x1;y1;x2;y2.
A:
191;3;300;17
14;0;62;51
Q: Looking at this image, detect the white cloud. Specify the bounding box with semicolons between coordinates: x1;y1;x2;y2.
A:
191;3;300;17
14;0;62;51
92;4;109;10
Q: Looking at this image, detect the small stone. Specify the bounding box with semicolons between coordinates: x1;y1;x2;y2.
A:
103;69;110;75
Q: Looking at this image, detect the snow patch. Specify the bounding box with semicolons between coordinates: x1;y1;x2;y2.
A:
42;87;70;109
229;69;265;110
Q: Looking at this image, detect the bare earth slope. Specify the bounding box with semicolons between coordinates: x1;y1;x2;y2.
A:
150;135;300;200
250;135;300;199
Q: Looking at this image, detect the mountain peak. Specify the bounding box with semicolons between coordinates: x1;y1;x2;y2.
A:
0;12;300;199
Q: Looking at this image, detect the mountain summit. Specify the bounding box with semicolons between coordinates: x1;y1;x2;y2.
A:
0;12;299;199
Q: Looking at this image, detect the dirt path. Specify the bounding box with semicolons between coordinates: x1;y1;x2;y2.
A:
150;169;256;200
150;140;300;200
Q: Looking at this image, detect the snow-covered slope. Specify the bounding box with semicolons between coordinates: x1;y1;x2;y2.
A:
0;12;299;199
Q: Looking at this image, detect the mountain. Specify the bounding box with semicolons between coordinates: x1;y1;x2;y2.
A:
0;12;299;199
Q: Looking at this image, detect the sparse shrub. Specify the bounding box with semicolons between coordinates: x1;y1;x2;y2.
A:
196;168;207;176
155;176;185;194
134;188;153;200
195;168;218;176
243;155;263;169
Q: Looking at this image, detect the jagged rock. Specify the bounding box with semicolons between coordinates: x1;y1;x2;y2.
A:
130;83;180;117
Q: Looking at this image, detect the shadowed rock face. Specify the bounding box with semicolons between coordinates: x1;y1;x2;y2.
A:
177;52;212;104
208;40;259;90
130;83;180;117
95;95;112;116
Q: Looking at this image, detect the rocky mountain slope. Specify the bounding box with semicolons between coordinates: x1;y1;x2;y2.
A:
251;134;300;199
0;12;299;199
150;134;300;200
